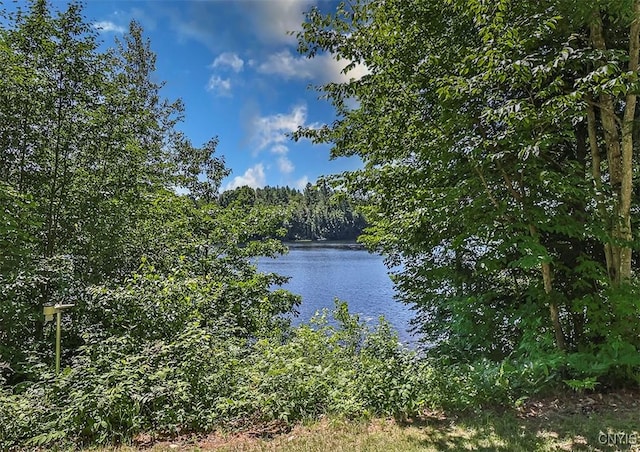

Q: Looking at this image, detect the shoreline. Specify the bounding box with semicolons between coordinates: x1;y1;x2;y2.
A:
284;240;366;250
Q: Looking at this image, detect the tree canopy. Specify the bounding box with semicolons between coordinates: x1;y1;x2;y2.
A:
295;0;640;368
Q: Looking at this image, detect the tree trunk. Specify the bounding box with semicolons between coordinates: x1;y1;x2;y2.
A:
530;224;567;351
619;0;640;282
589;4;640;285
501;169;567;350
586;103;614;281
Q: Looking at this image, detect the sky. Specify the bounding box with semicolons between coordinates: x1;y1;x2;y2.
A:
36;0;368;192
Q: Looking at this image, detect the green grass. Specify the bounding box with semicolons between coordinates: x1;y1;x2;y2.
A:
86;394;640;451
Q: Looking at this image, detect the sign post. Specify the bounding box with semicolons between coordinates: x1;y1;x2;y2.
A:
43;304;75;374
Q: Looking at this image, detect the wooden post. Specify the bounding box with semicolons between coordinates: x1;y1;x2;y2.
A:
43;304;75;374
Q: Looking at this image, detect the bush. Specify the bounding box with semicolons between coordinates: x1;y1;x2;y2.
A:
4;300;596;450
0;302;432;448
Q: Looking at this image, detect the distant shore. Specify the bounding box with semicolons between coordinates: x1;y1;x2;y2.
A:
284;240;366;250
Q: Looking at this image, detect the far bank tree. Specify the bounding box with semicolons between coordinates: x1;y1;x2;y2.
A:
296;0;640;376
219;183;367;241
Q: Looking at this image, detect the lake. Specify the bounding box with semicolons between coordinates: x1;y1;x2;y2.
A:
257;242;417;345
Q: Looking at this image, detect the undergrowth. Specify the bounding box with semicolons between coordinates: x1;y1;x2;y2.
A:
1;301;638;450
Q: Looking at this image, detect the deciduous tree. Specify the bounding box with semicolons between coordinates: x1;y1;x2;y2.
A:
295;0;640;364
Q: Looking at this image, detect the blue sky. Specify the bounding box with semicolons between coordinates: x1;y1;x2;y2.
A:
54;0;367;191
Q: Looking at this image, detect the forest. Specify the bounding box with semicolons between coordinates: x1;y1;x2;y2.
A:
2;0;640;449
218;183;367;241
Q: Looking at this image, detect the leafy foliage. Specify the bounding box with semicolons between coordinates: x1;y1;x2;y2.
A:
1;302;555;449
294;0;640;386
0;0;294;382
0;4;432;449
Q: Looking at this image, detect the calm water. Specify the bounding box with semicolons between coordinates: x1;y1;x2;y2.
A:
257;242;417;344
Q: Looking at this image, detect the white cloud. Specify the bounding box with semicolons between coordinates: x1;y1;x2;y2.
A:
224;164;266;191
257;50;315;79
252;104;310;152
246;105;321;178
93;21;125;33
278;156;295;174
271;144;289;155
212;52;244;73
206;76;232;97
251;0;313;44
324;55;370;83
257;49;369;83
163;1;303;50
294;175;310;190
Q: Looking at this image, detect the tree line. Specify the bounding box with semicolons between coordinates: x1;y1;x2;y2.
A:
219;182;367;241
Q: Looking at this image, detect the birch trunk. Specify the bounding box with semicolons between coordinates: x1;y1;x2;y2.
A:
589;4;640;285
619;0;640;282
